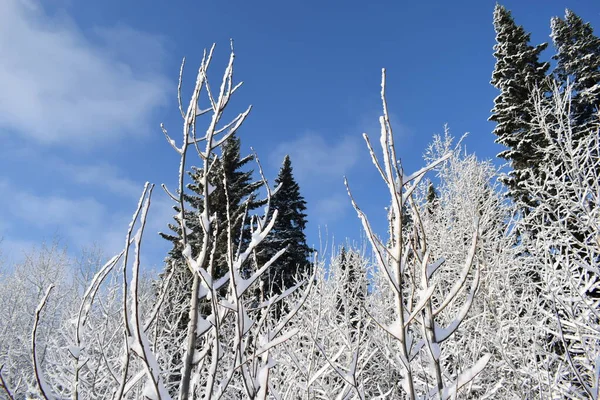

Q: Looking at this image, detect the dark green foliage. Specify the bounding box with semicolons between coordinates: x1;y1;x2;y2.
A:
156;136;263;394
160;136;263;280
490;4;549;208
257;155;312;295
551;10;600;130
338;246;364;301
551;10;600;273
158;135;262;357
425;181;438;215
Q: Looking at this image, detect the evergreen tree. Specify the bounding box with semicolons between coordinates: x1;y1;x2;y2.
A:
258;155;312;295
160;136;262;281
490;4;550;208
425;181;438;215
156;136;263;392
551;9;600;130
551;11;600;290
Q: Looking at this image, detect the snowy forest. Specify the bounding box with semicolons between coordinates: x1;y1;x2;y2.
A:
1;4;599;399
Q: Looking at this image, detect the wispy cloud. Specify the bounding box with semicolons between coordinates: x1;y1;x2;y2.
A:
313;193;352;224
0;178;173;266
357;110;413;143
267;132;362;229
51;159;143;200
0;0;168;148
270;132;361;183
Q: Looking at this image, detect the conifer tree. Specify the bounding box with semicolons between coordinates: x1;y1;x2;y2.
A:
159;136;262;352
258;155;312;295
490;4;549;208
425;181;438;215
549;11;600;267
551;9;600;130
155;136;263;391
160;136;262;282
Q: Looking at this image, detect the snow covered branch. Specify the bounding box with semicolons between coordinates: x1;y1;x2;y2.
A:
345;69;489;399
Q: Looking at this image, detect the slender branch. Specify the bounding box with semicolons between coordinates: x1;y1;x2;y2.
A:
31;285;54;400
0;365;15;400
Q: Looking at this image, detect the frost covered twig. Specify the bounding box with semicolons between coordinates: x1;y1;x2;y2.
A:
31;285;55;400
345;69;488;399
0;365;14;400
520;82;600;397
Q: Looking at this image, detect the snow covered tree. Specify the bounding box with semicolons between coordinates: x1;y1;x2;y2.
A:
157;135;263;392
521;84;600;397
0;241;71;399
160;135;262;280
270;247;373;398
417;133;546;398
344;69;491;399
152;45;304;399
551;9;600;130
336;246;367;327
490;4;549;208
258;155;312;296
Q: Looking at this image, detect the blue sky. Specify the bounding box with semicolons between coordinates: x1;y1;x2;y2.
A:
0;0;598;266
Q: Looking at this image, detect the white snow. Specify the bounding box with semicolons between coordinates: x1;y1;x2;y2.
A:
68;345;80;359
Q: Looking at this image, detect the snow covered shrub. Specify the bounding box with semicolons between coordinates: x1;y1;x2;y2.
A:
344;70;491;399
520;83;600;398
269;246;374;398
153;44;313;400
18;43;311;400
0;242;72;399
415;133;543;398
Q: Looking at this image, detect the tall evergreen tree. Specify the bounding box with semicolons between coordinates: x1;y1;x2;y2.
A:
551;9;600;130
550;10;600;290
258;155;312;295
161;136;263;279
490;4;550;208
156;136;263;392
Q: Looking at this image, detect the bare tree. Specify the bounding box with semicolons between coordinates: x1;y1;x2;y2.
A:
344;70;490;399
24;43;312;400
521;83;600;398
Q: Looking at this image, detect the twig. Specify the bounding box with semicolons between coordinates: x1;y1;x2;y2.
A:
31;285;55;400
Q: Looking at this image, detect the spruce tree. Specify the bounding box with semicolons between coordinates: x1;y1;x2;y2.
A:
490;4;549;208
425;181;438;215
160;136;262;282
156;136;263;392
551;9;600;130
551;10;600;294
258;155;312;295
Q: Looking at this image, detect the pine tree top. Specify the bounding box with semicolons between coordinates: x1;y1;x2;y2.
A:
551;9;600;127
273;155;308;228
489;4;551;208
257;154;312;295
491;5;548;92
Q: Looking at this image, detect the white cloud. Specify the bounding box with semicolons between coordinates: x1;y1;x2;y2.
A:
313;193;352;224
0;179;173;265
51;159;143;199
270;132;360;183
0;178;104;231
0;0;168;147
